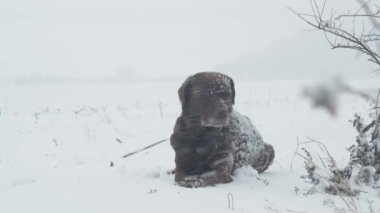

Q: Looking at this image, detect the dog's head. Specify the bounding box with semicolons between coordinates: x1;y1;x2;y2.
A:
178;72;235;128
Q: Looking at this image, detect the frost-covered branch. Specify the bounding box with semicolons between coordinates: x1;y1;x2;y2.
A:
291;0;380;72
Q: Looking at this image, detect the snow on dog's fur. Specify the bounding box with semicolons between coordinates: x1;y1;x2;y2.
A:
170;72;275;187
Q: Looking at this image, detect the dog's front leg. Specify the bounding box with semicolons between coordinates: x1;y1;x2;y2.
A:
180;144;235;188
174;149;234;188
205;149;234;184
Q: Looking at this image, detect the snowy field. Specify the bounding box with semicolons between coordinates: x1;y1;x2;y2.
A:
0;79;379;213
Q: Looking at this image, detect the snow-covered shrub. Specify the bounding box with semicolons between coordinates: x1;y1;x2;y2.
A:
345;112;380;186
298;139;359;196
301;82;380;196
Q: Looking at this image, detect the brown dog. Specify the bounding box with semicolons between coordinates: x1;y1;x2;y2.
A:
170;72;275;187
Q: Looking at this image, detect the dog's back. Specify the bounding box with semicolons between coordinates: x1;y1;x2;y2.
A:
228;110;266;170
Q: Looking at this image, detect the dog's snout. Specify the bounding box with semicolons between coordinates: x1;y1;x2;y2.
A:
212;98;231;118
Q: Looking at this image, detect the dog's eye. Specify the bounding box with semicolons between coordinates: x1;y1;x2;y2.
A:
219;92;231;99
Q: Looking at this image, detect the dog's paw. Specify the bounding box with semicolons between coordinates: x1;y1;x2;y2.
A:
176;172;233;188
177;175;207;188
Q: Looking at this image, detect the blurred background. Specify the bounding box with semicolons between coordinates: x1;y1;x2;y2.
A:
1;0;379;83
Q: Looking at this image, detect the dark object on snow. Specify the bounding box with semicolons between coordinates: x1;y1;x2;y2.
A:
170;72;275;188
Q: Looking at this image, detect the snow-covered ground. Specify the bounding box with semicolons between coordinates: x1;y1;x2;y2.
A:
0;79;379;213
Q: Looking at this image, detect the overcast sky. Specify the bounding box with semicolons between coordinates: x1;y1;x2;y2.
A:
1;0;378;81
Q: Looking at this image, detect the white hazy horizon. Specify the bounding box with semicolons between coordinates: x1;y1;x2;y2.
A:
1;0;379;82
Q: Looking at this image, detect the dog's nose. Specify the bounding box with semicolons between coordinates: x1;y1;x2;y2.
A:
216;109;228;119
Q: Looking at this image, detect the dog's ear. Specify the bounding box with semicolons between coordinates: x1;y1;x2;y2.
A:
229;77;235;104
178;77;192;109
